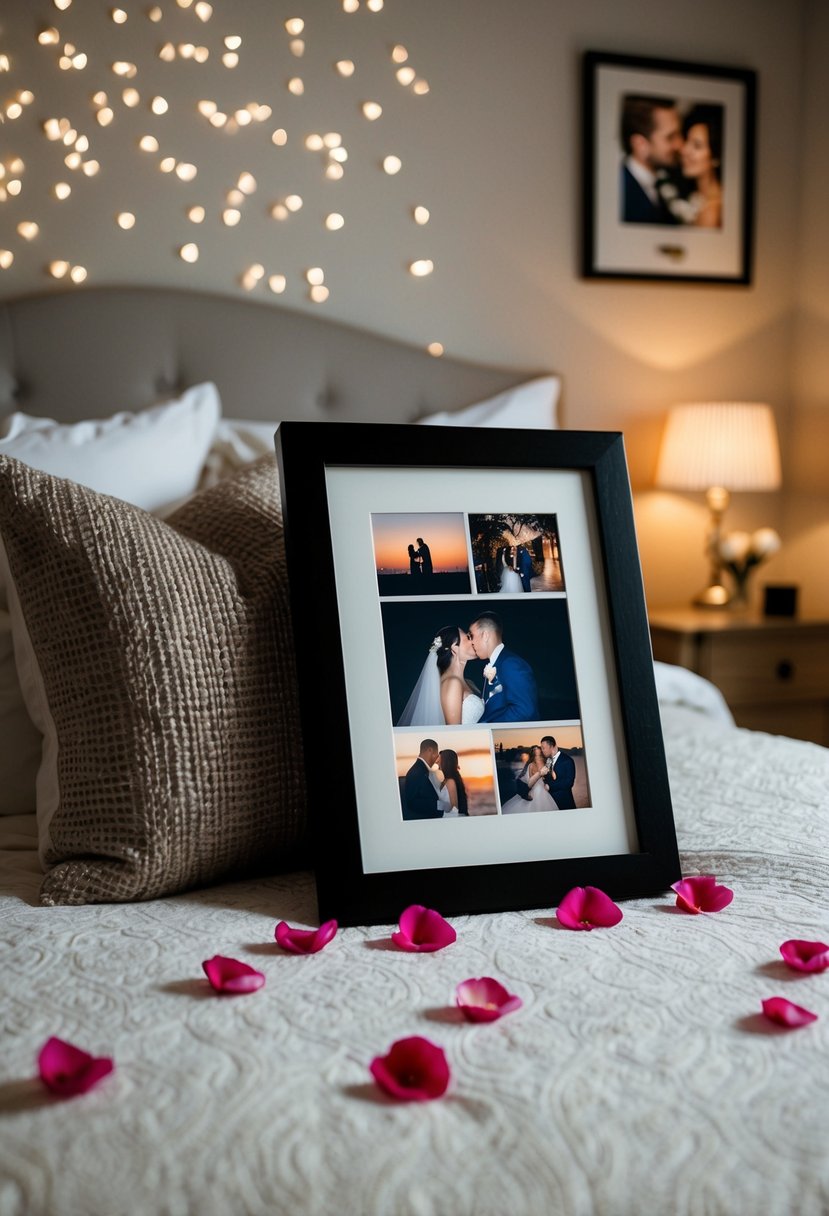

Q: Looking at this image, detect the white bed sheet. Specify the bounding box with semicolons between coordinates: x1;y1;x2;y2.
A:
2;706;829;1216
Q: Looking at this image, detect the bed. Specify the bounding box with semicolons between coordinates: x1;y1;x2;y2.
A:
1;288;828;1216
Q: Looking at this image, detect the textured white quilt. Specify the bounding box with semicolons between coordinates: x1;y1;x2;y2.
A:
2;704;829;1216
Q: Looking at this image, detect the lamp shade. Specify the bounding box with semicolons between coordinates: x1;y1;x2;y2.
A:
656;402;782;492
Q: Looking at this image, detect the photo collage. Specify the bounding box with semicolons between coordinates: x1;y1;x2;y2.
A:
371;510;592;824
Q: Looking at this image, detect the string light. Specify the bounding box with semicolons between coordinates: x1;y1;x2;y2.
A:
151;96;169;115
54;182;71;199
285;17;304;34
335;60;355;76
175;162;197;181
39;28;60;45
396;67;415;86
272;128;288;146
17;221;39;240
268;274;286;293
139;135;159;151
287;77;304;95
224;35;241;49
122;88;140;106
187;205;205;223
391;45;408;63
306;267;324;286
383;155;402;174
310;284;329;302
409;259;434;276
0;251;13;269
222;53;239;68
194;1;212;19
179;242;199;262
117;211;136;228
285;194;303;211
290;40;304;57
69;265;88;283
222;208;241;226
148;6;162;20
427;342;444;357
325;213;345;230
111;8;128;22
362;101;382;120
413;206;430;224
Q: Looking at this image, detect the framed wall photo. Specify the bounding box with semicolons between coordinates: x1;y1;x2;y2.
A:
276;423;680;926
582;51;756;283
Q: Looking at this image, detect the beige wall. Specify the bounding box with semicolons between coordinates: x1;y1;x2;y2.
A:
0;0;821;610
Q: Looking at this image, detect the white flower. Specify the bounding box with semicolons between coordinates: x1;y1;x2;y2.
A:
429;635;442;653
719;531;752;563
483;664;497;683
750;527;781;559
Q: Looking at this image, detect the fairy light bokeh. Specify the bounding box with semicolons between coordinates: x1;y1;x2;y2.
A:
0;1;441;351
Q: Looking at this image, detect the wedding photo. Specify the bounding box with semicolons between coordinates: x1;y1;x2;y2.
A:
380;598;581;728
492;726;592;814
468;512;565;594
394;731;497;820
372;511;472;597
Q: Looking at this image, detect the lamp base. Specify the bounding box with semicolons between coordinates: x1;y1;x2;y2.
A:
693;583;731;608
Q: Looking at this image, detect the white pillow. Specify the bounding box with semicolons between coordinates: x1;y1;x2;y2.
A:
0;384;221;816
417;375;560;429
0;382;220;515
199;418;279;490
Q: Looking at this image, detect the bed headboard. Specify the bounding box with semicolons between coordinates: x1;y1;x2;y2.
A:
0;287;541;424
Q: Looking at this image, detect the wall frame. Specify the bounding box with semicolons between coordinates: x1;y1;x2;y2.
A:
582;50;756;283
276;423;680;925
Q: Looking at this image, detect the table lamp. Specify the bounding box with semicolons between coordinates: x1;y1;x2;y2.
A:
655;402;782;607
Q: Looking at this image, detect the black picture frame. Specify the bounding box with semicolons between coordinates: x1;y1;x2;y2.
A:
582;50;756;283
276;423;680;926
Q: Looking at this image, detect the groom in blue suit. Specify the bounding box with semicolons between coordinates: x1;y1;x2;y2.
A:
468;611;539;723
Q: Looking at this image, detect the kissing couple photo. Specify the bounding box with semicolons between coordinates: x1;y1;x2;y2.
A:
382;599;581;727
397;611;539;726
395;733;497;820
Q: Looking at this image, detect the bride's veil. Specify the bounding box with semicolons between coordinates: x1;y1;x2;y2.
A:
397;648;445;727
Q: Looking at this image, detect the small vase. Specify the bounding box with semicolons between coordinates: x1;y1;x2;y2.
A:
728;570;751;609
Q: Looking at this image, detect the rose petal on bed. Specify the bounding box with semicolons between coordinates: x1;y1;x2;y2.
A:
455;977;523;1022
274;919;338;954
202;955;266;994
761;996;818;1027
779;939;829;973
37;1037;114;1098
671;875;734;914
369;1036;450;1100
391;904;457;952
555;886;623;930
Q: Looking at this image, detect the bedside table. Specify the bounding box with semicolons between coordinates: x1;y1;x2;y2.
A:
649;608;829;745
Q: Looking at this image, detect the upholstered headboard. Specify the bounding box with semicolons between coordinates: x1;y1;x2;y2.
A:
0;287;541;424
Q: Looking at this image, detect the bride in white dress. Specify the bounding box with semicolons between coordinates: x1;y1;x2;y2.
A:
500;746;558;814
397;625;485;727
499;546;523;594
436;748;469;817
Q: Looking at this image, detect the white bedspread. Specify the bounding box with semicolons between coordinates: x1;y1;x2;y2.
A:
2;706;829;1216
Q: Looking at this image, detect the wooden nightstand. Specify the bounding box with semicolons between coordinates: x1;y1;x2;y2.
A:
649;608;829;745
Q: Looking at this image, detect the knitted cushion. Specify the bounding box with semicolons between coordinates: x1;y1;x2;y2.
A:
0;454;305;905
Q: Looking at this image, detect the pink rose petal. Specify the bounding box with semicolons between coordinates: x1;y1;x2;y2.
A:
275;919;338;955
369;1036;450;1101
556;886;623;930
455;977;523;1023
671;875;734;914
202;955;265;994
392;905;456;952
38;1037;114;1098
779;939;829;973
761;996;818;1028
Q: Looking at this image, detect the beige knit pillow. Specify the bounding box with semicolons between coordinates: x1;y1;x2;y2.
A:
0;454;306;905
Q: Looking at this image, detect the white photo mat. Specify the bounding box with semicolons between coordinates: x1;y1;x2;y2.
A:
325;465;639;875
